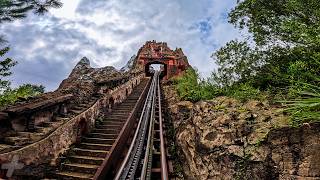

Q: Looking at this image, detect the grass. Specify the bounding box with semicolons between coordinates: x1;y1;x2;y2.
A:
281;83;320;126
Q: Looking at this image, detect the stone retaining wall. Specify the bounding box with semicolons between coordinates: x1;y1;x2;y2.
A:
0;74;144;168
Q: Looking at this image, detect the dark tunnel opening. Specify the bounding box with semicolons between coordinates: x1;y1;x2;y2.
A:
144;61;167;79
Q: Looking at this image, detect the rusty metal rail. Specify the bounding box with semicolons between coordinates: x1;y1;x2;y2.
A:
114;71;169;180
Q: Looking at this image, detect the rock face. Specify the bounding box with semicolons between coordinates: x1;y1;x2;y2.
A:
58;57;123;104
120;55;136;72
163;84;320;180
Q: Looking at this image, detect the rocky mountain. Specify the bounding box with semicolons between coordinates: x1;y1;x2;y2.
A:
120;55;136;72
163;83;320;180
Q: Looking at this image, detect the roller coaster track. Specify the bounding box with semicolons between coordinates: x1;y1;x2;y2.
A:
114;71;169;180
53;72;170;180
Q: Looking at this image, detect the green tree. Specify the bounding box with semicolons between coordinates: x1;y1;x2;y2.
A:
0;0;62;43
212;40;264;87
212;0;320;90
0;45;17;91
0;0;62;106
0;0;62;90
229;0;320;46
0;84;45;107
0;0;62;23
175;68;222;102
209;0;320;125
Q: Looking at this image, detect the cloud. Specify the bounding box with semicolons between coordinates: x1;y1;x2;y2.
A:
1;0;242;91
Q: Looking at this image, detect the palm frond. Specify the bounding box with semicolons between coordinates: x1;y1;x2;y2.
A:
281;83;320;126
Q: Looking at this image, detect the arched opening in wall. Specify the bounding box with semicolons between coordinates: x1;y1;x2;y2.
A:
131;83;134;90
126;89;128;97
76;118;88;142
135;80;138;86
145;61;167;79
108;97;115;111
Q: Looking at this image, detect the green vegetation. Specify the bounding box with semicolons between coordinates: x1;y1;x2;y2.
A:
0;84;45;107
0;45;17;90
0;45;43;107
0;0;62;23
175;0;320;126
0;46;45;106
0;0;62;107
282;84;320;126
0;0;63;58
174;69;222;102
175;68;266;102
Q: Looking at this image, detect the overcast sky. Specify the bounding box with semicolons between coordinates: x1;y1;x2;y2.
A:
1;0;242;91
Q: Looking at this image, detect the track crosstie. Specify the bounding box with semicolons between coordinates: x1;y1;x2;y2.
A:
114;71;169;180
53;72;171;180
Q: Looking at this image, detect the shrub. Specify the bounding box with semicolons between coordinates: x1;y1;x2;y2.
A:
225;83;266;102
175;68;222;102
281;83;320;126
0;84;45;107
175;68;265;102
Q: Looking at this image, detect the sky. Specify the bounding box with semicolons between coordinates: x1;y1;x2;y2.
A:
1;0;242;91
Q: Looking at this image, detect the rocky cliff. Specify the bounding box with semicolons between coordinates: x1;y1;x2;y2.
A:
163;83;320;180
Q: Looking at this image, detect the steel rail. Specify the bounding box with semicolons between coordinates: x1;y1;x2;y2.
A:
115;71;169;180
140;72;159;180
157;72;169;180
115;74;157;180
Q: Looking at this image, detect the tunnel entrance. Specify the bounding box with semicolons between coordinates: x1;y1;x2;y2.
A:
145;61;167;79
